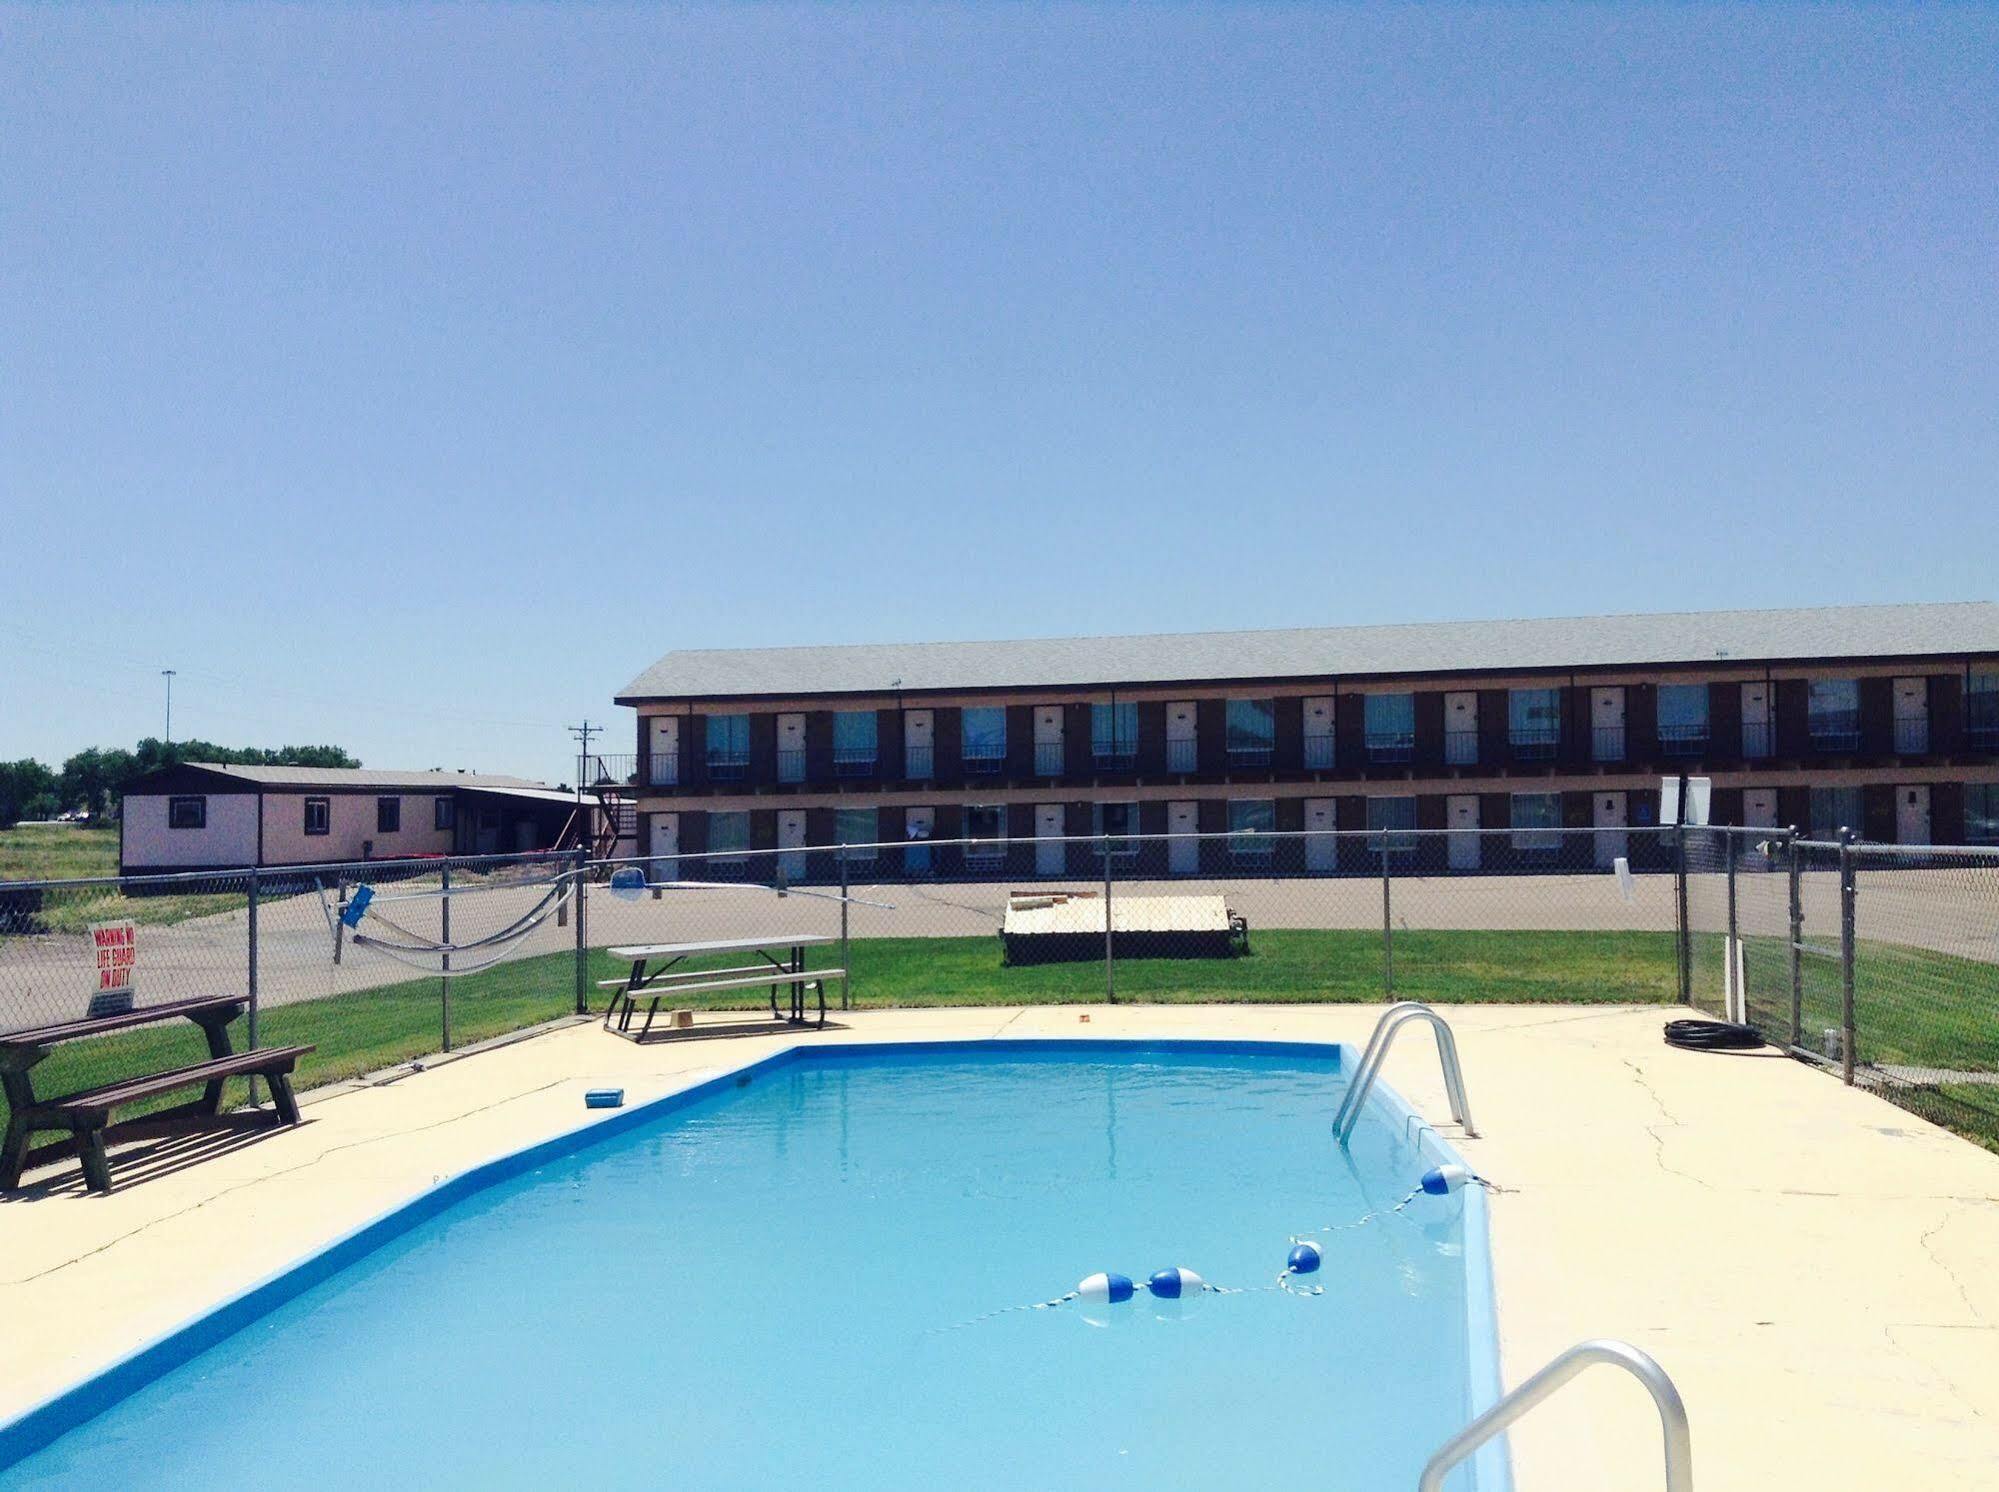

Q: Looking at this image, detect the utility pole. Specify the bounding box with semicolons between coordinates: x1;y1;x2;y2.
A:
161;669;176;744
569;720;601;854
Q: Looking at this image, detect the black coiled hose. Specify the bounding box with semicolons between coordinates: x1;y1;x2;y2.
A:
1663;1018;1764;1053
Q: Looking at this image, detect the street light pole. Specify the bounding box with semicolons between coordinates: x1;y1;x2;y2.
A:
162;669;176;744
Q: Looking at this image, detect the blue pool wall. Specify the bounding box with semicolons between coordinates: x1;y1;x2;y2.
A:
0;1037;1513;1491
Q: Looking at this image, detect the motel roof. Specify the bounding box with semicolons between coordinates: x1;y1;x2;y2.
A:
129;764;570;800
617;601;1999;702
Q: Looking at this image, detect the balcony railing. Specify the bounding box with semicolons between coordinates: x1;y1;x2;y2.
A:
1227;744;1274;767
1893;718;1929;755
1034;741;1065;775
1367;733;1414;764
1444;729;1477;766
1092;745;1136;772
964;838;1007;863
1971;720;1999;751
1509;728;1559;761
1741;719;1772;758
1304;733;1335;770
1810;710;1861;752
1590;727;1624;763
1166;738;1197;773
646;752;678;787
1657;725;1708;758
776;749;806;783
905;745;934;780
832;749;877;777
706;754;749;782
963;747;1007;775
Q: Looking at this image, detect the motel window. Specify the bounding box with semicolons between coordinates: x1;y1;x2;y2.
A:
1965;784;1999;844
434;796;456;832
835;807;878;862
376;796;401;834
1093;801;1139;859
1092;702;1137;765
706;714;750;774
833;711;878;772
1366;795;1417;855
1970;673;1999;745
1656;684;1709;751
1809;787;1864;841
1508;689;1562;756
167;795;206;830
707;810;750;862
1808;679;1860;748
965;804;1006;860
1510;792;1561;852
1228;799;1275;860
1226;699;1276;764
303;797;330;836
962;707;1007;765
1364;694;1415;759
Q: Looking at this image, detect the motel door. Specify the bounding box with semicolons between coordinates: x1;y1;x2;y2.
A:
1447;795;1480;870
1893;678;1929;754
1444;692;1477;765
649;813;679;878
1590;687;1625;762
1166;702;1197;773
1896;785;1931;846
903;806;934;875
904;710;934;778
1033;707;1064;774
1167;801;1199;874
778;809;807;881
1740;683;1772;758
1593;791;1628;868
1304;798;1337;872
1303;696;1335;769
648;716;680;786
777;714;806;783
1034;804;1065;876
1742;789;1778;829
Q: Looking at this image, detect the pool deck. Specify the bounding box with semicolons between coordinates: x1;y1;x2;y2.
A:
4;1003;1997;1489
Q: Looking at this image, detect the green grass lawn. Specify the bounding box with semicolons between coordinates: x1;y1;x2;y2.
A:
0;822;241;932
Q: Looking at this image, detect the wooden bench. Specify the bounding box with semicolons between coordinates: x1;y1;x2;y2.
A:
0;995;315;1195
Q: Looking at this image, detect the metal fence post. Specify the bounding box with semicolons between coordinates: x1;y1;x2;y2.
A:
1381;839;1394;998
1674;826;1692;1006
439;859;452;1054
1103;833;1116;1004
840;857;852;1011
1786;828;1803;1049
332;875;344;965
246;868;261;1107
1839;828;1857;1085
573;846;589;1016
1725;830;1739;1020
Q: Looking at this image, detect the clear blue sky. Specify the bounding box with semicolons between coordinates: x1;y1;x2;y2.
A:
3;5;1993;783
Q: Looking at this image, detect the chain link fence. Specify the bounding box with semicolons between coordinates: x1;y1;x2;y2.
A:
1682;826;1999;1148
6;824;1996;1162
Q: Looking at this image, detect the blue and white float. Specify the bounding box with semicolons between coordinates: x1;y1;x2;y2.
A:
1076;1272;1136;1304
1145;1267;1206;1300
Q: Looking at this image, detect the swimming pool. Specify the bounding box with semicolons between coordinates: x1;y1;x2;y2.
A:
0;1040;1505;1489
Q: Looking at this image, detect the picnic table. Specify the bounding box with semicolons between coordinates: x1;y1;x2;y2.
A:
600;936;842;1040
0;995;314;1194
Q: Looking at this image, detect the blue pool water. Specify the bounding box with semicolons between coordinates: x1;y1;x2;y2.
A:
1;1041;1501;1490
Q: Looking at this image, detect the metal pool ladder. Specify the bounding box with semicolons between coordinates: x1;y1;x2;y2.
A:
1332;1001;1477;1142
1417;1338;1692;1492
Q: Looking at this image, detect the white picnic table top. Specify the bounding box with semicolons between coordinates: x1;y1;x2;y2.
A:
606;935;837;960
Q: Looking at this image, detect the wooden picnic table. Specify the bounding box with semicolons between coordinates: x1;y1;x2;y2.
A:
601;935;841;1039
1;995;313;1194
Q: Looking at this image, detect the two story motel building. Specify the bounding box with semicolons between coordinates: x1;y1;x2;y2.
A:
613;603;1999;880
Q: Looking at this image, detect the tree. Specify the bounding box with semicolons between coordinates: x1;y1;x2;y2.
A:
0;759;60;828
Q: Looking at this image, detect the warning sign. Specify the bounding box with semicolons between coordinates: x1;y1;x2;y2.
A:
90;920;137;1011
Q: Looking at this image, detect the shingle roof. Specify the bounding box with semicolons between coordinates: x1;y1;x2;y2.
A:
174;764;559;793
617;602;1999;701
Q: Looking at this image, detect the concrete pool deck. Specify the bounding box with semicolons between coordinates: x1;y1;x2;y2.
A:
4;1003;1996;1489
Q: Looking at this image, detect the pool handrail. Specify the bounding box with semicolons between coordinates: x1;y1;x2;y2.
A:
1332;1002;1477;1142
1415;1337;1692;1492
